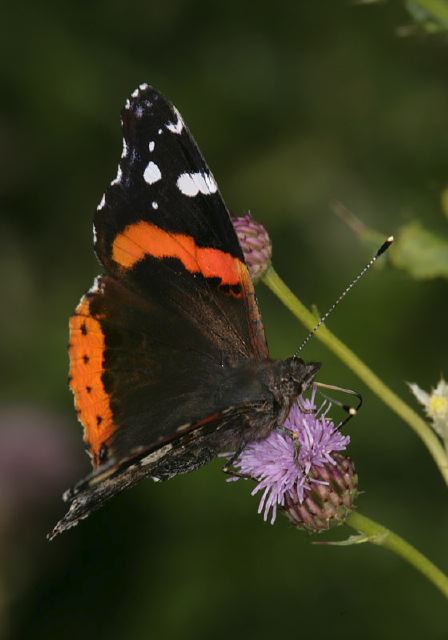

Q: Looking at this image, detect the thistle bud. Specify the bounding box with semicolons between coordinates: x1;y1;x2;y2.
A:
283;454;358;533
232;213;272;283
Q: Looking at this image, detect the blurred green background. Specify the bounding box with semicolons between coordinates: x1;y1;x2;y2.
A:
1;1;448;638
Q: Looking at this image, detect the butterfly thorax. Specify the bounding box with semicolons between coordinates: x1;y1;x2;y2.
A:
215;356;321;445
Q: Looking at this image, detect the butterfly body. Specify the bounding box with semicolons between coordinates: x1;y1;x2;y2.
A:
49;84;320;539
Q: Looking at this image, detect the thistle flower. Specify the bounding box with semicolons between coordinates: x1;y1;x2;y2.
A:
233;391;356;530
408;378;448;441
232;213;272;282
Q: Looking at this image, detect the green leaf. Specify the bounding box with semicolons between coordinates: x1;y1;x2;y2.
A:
313;533;372;546
391;222;448;279
406;0;448;33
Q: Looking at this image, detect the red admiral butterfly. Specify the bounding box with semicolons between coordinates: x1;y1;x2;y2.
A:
49;84;320;539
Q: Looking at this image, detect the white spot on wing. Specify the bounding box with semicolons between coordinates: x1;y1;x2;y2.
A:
152;201;158;210
176;172;218;197
97;194;106;210
125;99;131;110
175;422;192;433
204;173;217;193
158;128;162;135
143;161;162;185
93;223;97;244
121;138;128;158
131;88;139;98
111;166;122;185
139;83;149;91
166;106;184;134
140;444;172;467
88;276;103;294
149;141;155;152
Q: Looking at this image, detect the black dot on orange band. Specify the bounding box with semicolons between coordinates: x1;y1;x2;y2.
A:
83;354;90;364
81;323;87;335
86;385;92;394
96;415;103;426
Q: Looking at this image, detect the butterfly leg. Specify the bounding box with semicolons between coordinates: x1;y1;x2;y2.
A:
221;442;255;480
297;397;314;415
275;425;301;461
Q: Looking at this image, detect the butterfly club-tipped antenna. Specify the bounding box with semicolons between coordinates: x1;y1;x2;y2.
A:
299;235;394;428
297;235;394;355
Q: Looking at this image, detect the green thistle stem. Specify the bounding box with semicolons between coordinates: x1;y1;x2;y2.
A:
346;512;448;599
262;265;448;485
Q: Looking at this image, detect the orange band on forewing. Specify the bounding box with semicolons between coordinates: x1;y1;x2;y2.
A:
69;295;115;465
112;221;242;285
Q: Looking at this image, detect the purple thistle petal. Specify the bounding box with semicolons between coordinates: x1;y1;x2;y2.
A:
234;392;350;524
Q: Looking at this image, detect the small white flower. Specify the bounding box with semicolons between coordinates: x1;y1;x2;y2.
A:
408;378;448;440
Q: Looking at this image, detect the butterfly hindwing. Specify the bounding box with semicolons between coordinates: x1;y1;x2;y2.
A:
69;273;256;467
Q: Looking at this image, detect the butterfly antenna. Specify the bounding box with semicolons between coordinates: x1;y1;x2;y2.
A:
296;235;394;354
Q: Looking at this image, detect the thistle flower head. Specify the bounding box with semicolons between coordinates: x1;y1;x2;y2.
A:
409;378;448;441
234;390;354;528
284;454;358;533
232;213;272;283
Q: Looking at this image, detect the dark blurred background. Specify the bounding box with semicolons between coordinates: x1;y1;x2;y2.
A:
1;1;448;638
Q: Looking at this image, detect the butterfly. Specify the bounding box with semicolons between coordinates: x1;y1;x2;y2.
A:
49;84;320;539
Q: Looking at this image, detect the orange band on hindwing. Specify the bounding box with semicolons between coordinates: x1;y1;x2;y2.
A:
69;295;115;466
112;221;242;285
